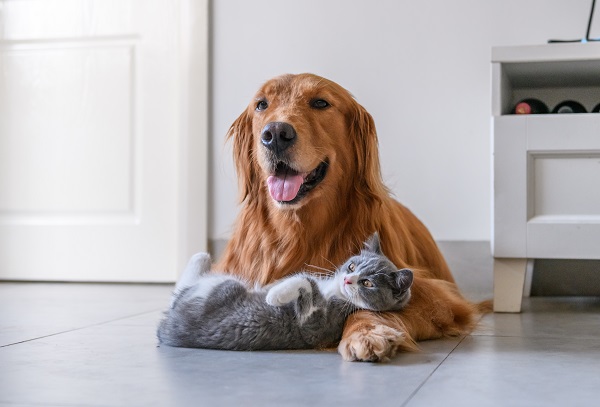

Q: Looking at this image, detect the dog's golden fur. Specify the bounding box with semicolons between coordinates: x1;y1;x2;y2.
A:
216;73;489;361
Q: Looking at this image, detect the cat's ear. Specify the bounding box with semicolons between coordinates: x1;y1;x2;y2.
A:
364;232;382;254
394;268;413;291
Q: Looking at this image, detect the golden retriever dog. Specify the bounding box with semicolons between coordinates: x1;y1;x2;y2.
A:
215;73;489;362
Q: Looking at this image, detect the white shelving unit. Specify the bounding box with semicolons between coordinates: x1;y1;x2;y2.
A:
491;43;600;312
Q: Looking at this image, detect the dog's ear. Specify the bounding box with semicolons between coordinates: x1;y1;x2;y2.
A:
350;103;387;199
226;108;259;203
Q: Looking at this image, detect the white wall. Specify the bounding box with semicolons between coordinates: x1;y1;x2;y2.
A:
210;0;597;241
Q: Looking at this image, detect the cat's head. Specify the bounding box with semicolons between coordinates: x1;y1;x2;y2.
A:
337;233;413;311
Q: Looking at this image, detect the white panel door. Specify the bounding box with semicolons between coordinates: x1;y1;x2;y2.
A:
0;0;208;282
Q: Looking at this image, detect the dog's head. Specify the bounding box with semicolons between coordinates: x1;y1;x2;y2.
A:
227;73;384;210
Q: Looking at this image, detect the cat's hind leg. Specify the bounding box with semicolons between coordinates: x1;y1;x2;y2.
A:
171;252;212;307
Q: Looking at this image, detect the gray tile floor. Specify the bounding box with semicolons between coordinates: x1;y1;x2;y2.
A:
2;242;600;407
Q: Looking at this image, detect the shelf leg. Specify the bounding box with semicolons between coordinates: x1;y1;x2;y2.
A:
493;258;528;313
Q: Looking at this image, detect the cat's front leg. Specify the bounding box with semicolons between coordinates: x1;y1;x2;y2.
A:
265;275;313;307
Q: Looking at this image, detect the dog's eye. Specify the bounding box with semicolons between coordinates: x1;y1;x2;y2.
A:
256;100;268;111
360;279;373;288
311;99;329;109
347;262;355;272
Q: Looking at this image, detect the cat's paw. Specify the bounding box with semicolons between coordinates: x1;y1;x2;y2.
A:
337;324;413;363
266;276;312;307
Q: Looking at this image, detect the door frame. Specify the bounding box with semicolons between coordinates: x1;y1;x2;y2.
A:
177;0;210;273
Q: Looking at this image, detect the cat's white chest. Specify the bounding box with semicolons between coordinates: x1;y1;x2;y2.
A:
316;274;345;299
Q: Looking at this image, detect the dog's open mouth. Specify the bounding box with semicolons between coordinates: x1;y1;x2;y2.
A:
266;160;328;204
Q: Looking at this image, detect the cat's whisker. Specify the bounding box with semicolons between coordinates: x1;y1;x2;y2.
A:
320;256;338;270
304;263;335;275
350;240;361;254
341;299;357;316
343;292;360;315
303;263;327;272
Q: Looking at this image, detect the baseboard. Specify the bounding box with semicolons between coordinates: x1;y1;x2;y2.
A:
208;239;229;263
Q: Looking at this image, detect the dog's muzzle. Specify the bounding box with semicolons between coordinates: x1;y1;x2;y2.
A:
261;122;296;157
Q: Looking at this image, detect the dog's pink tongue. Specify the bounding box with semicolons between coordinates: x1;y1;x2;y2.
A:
267;173;303;202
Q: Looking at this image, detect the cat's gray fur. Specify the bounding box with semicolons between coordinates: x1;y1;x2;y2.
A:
157;233;413;350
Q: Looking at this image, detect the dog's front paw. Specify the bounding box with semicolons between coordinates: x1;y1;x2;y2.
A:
338;325;409;362
265;276;311;306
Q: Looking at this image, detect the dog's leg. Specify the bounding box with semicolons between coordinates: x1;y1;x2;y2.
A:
338;277;479;362
337;311;417;362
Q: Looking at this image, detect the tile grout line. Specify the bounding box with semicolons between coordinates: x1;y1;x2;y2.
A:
0;308;163;349
400;335;467;407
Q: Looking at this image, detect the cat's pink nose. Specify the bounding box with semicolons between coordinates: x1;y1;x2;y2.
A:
344;277;352;285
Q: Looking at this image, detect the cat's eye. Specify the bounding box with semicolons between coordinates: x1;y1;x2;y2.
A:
347;262;355;272
360;280;373;288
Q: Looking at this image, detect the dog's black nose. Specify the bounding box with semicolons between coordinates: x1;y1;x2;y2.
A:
261;122;296;155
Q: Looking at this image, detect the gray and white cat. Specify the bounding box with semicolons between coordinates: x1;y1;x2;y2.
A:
157;233;413;351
